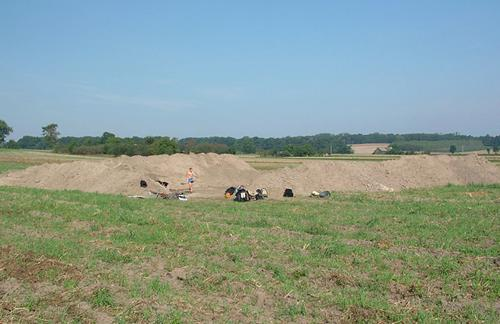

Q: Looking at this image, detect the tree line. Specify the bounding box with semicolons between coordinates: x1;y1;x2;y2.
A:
1;119;499;156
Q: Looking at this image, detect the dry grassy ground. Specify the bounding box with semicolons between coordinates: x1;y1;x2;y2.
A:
0;185;498;323
0;149;104;166
351;143;390;154
242;155;400;171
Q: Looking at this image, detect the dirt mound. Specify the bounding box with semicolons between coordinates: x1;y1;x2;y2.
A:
0;153;258;196
248;154;500;196
0;154;498;198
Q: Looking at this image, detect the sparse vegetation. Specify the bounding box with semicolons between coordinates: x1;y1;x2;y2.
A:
0;183;498;322
390;139;485;154
91;288;115;307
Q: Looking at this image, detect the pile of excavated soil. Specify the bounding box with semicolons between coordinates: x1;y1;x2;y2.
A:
248;154;500;196
0;154;498;198
0;153;258;197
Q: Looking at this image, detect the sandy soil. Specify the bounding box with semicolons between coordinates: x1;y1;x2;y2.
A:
0;153;498;199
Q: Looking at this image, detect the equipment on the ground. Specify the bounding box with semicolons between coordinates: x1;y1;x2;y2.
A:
225;186;237;198
319;191;331;198
156;180;169;188
234;186;251;202
283;188;294;197
310;190;331;198
255;188;267;200
150;191;187;201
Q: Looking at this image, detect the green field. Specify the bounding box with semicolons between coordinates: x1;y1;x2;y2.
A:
0;149;104;176
0;162;32;174
483;155;500;165
242;155;400;170
392;139;486;153
0;148;104;165
0;183;498;322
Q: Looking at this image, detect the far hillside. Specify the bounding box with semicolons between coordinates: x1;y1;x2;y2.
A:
2;122;499;157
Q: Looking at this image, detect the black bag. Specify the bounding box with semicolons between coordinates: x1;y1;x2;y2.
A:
156;180;169;188
319;191;331;198
234;188;251;202
283;188;294;197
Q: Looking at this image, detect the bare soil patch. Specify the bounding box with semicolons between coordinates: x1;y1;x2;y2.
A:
0;246;82;284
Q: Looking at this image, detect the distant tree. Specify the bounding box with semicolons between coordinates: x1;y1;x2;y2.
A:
481;134;493;147
387;144;402;155
144;136;155;145
284;144;315;157
149;138;178;155
494;145;499;154
184;138;197;153
335;143;353;154
68;141;77;154
449;145;457;154
192;143;230;154
42;123;60;148
486;148;491;154
101;132;116;144
17;136;48;149
0;119;13;144
236;137;257;154
5;139;18;149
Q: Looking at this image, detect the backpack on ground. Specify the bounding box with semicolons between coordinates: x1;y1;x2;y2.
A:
255;188;266;200
283;188;294;197
234;187;251;202
225;186;236;199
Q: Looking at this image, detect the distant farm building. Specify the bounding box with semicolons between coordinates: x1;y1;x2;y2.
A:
373;147;389;155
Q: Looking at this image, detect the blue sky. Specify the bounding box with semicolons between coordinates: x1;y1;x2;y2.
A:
1;0;499;139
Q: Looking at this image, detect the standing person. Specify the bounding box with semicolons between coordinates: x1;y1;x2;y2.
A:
186;167;195;193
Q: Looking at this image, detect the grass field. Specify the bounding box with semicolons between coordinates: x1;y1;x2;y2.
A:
0;183;499;322
0;149;103;176
392;139;486;153
242;155;401;170
483;155;500;165
0;149;104;165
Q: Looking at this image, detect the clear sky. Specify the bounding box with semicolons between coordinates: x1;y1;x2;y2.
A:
1;0;499;139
